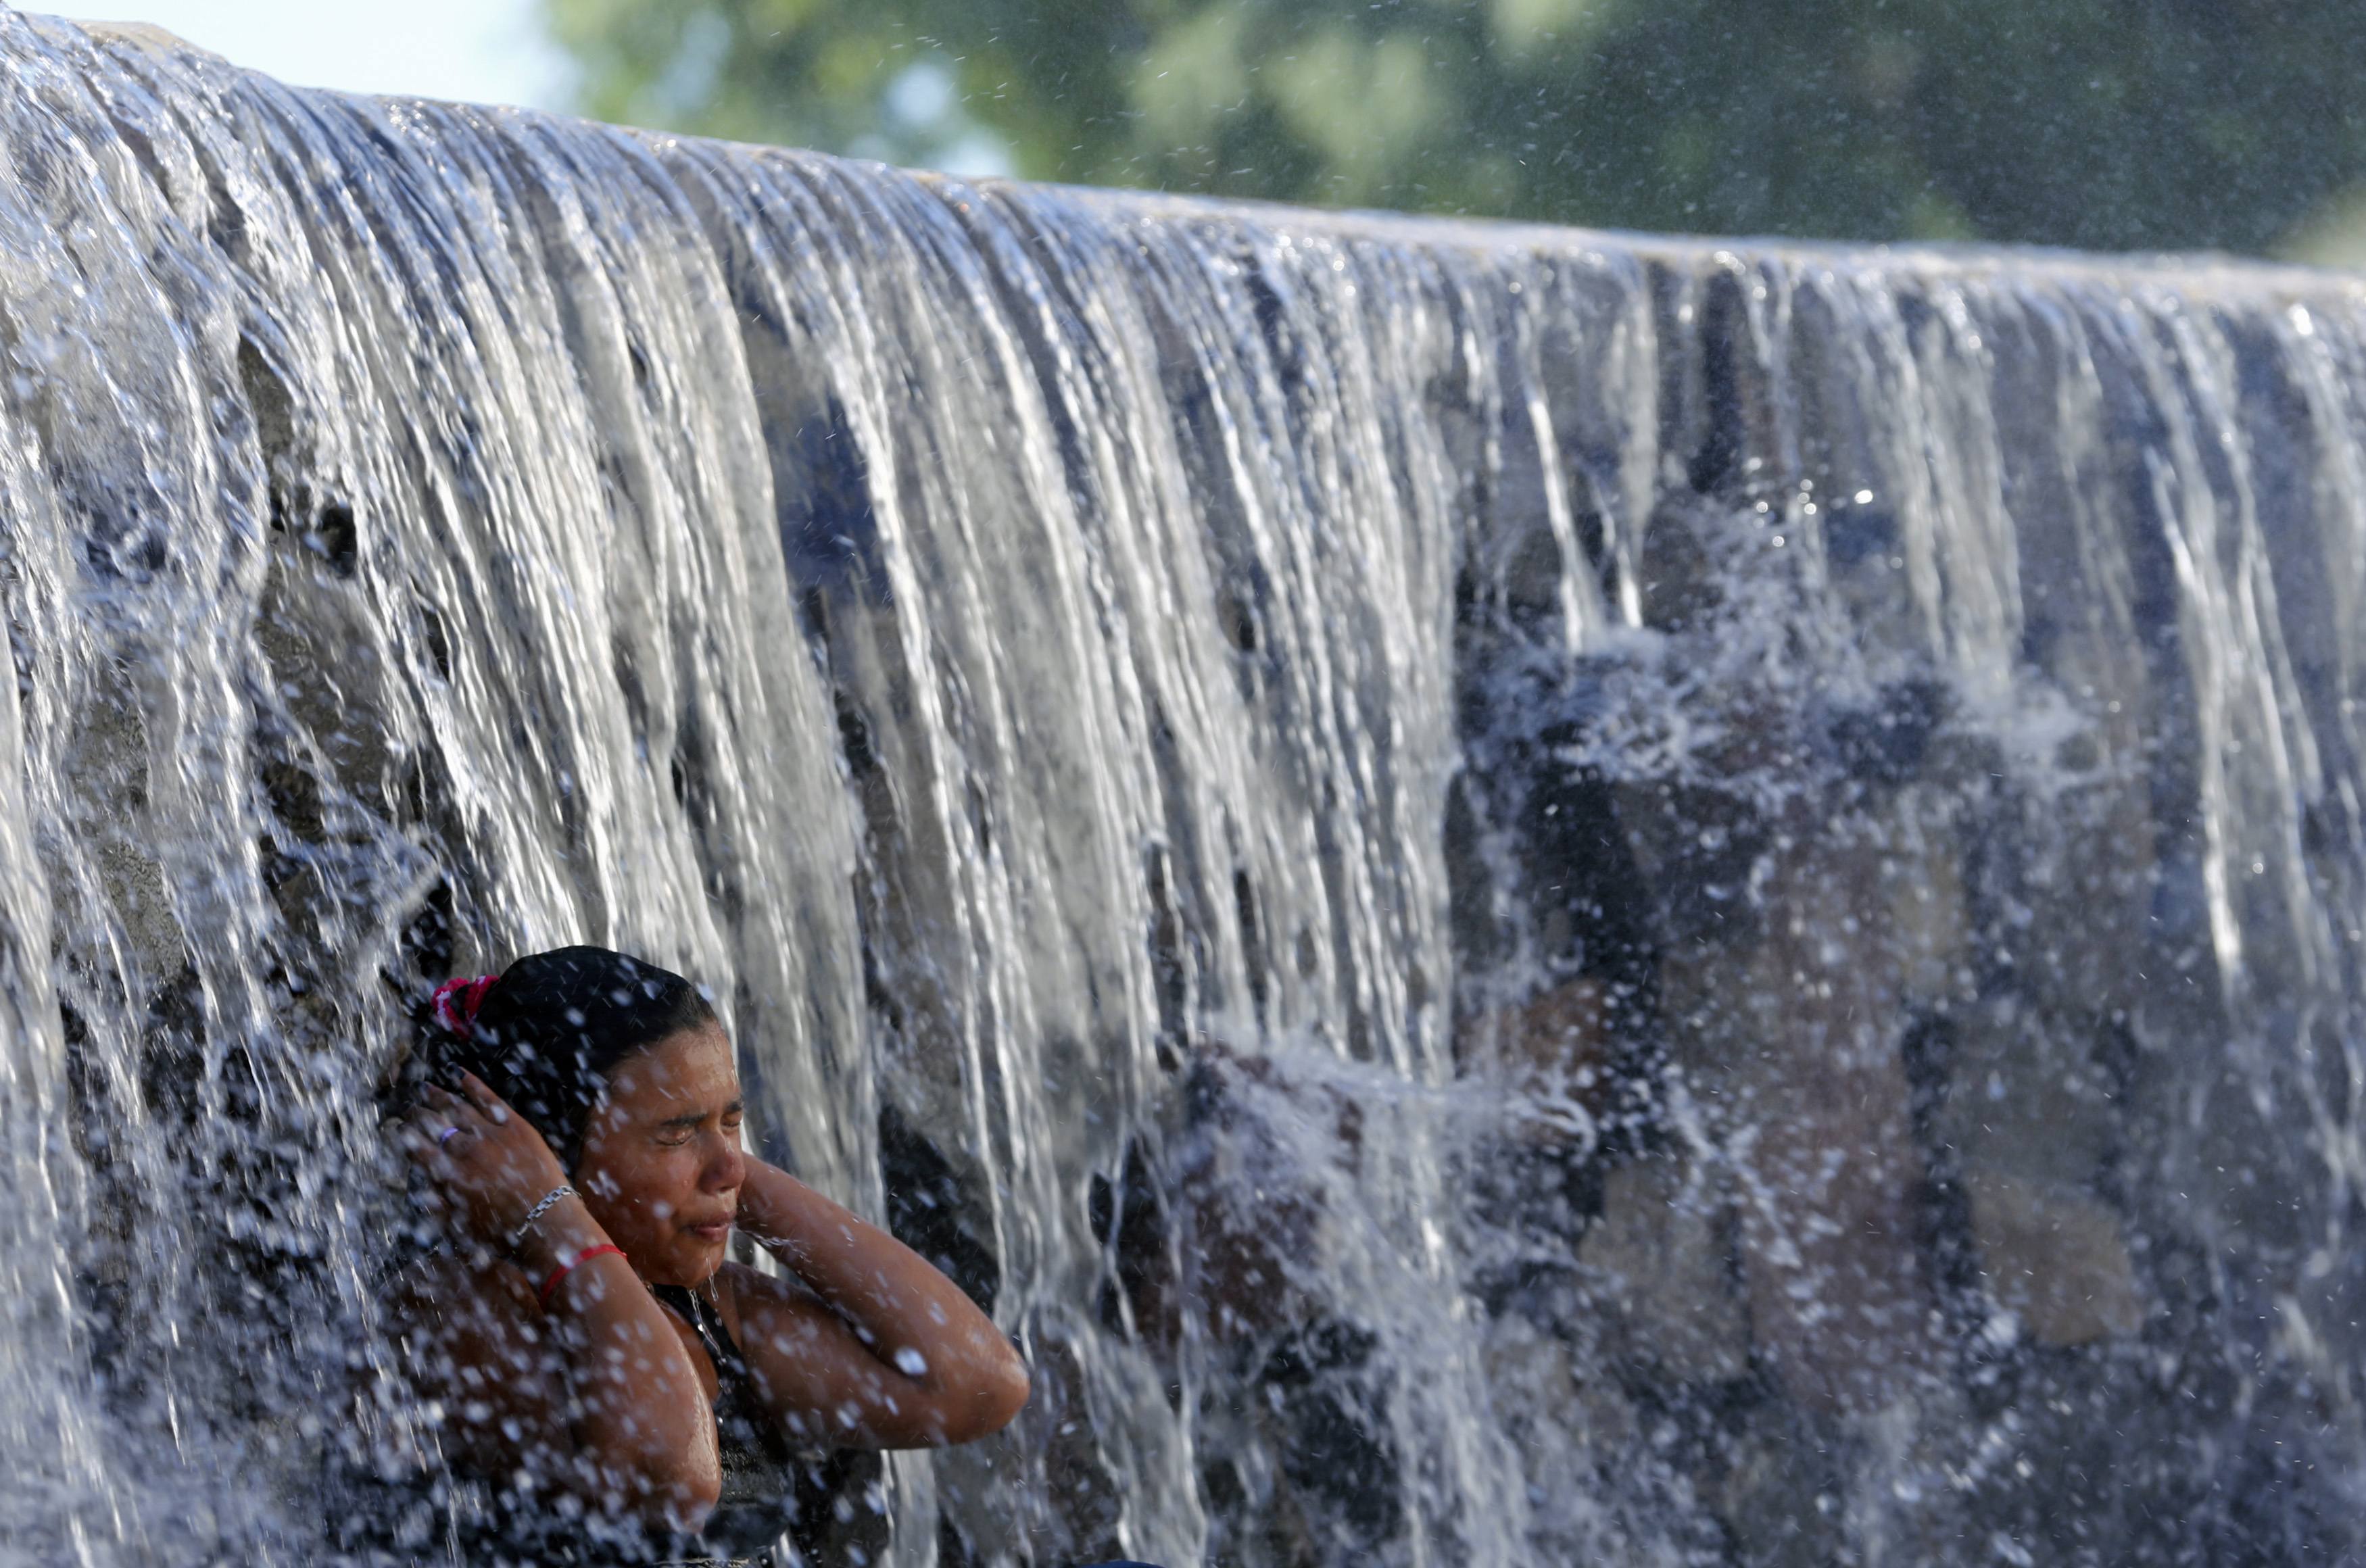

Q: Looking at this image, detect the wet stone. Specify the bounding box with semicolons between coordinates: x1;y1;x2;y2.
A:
1578;1155;1748;1385
1254;1321;1403;1562
1453;973;1612;1128
95;838;182;982
1658;830;1942;1414
1163;1042;1368;1350
1927;998;2138;1328
877;1101;1002;1314
1931;1006;2088;1171
1963;1169;2144;1346
1611;779;1768;952
1710;1402;1845;1568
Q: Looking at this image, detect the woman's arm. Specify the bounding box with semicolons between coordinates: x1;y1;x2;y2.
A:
723;1158;1030;1448
402;1077;721;1525
514;1190;721;1518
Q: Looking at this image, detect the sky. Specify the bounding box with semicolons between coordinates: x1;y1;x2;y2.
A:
35;0;572;111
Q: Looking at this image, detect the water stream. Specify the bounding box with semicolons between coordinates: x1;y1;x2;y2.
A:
3;13;2365;1565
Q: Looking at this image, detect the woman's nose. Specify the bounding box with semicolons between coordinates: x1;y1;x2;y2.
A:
704;1135;745;1193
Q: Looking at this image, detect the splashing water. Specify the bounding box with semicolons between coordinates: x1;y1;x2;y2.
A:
4;12;2366;1565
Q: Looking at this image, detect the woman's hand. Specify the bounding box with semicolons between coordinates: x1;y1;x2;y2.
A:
397;1072;571;1254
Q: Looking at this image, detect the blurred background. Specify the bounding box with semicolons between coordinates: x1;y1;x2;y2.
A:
45;0;2366;262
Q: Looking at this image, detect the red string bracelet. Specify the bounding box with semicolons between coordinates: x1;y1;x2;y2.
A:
539;1244;625;1309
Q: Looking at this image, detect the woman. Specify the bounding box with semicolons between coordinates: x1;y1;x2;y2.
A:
387;946;1030;1565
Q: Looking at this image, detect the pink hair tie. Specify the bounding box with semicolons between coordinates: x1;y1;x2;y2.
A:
431;974;500;1037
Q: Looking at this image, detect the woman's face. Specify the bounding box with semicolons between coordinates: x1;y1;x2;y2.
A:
575;1021;745;1288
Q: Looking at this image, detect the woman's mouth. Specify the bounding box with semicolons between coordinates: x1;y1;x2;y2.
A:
685;1220;731;1244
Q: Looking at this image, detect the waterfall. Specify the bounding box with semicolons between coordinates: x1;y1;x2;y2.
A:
3;11;2365;1565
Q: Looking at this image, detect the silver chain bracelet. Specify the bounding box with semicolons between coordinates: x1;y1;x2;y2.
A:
510;1183;578;1250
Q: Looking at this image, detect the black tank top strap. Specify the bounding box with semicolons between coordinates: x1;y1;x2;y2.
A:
653;1280;852;1565
651;1282;890;1568
652;1284;753;1392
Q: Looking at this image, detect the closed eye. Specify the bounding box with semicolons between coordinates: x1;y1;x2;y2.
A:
654;1099;744;1145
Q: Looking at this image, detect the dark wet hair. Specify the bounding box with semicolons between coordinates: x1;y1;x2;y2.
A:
427;946;716;1171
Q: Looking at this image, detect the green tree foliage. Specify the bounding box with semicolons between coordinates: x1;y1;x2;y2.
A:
546;0;2366;253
